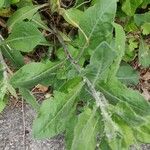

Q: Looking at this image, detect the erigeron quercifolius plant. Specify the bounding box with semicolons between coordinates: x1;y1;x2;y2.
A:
0;0;150;149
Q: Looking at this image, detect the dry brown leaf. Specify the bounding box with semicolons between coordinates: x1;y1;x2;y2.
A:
36;84;49;93
24;56;32;64
141;71;150;101
142;89;150;101
142;71;150;80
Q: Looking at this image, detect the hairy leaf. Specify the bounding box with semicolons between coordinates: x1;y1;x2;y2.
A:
112;102;145;126
19;88;40;111
112;115;136;149
85;42;116;85
32;83;83;139
71;108;99;150
98;79;150;116
134;11;150;26
108;23;126;79
117;62;139;86
62;8;83;28
0;65;7;112
1;47;24;68
135;128;150;143
2;22;46;52
78;0;117;49
10;61;63;88
139;39;150;68
7;5;45;30
65;113;78;150
0;34;24;68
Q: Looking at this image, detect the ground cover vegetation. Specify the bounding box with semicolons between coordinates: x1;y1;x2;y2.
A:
0;0;150;149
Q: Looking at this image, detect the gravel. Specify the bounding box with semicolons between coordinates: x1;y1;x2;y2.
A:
0;104;65;150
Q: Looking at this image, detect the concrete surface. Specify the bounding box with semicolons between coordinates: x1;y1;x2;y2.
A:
0;104;64;150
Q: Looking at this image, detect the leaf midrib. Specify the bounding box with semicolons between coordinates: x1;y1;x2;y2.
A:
98;85;149;114
14;62;64;87
71;110;99;150
40;83;83;133
88;0;115;40
8;5;45;30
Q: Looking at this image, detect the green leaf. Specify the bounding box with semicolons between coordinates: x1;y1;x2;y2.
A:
139;39;150;68
32;83;83;139
122;0;143;16
31;13;52;32
0;99;7;113
141;23;150;35
107;23;126;79
65;113;78;150
135;121;150;143
134;11;150;26
7;83;18;99
0;65;7;112
78;0;117;49
142;0;150;8
74;0;85;8
2;22;45;52
7;5;45;30
0;0;4;8
112;115;136;148
124;18;139;32
0;34;24;68
124;37;138;62
16;0;32;8
85;42;116;85
19;88;40;112
1;47;24;68
117;62;139;86
135;128;150;143
112;102;144;127
59;77;82;93
10;61;63;88
49;0;60;13
71;108;99;150
98;79;150;116
61;8;83;28
11;0;20;4
99;138;112;150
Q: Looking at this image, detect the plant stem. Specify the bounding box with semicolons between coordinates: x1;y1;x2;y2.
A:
0;35;13;75
53;27;118;135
